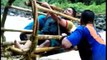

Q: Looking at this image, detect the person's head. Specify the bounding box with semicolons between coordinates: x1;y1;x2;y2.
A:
80;10;95;25
64;7;76;17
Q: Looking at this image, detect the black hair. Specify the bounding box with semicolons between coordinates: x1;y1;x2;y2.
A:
70;7;76;17
80;10;95;25
62;7;76;20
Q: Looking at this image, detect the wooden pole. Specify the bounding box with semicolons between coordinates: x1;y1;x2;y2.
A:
2;41;26;46
9;46;59;55
10;5;46;15
36;1;64;11
1;0;15;27
1;0;15;42
1;1;15;58
25;0;39;60
25;1;64;12
2;35;62;46
1;28;32;32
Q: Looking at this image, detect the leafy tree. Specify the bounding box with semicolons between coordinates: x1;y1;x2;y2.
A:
1;0;8;6
69;0;106;5
95;0;105;5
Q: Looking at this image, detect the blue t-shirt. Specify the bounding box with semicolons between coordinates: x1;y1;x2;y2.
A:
67;25;106;60
24;15;46;30
24;14;68;35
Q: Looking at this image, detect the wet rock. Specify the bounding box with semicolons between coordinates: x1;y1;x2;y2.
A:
94;15;106;31
1;7;32;19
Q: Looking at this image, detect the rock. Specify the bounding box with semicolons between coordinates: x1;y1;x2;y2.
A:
94;15;106;31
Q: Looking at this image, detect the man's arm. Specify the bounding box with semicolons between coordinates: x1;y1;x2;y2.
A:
61;28;83;49
62;37;72;48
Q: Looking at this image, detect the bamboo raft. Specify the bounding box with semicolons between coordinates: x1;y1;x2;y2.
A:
1;0;80;60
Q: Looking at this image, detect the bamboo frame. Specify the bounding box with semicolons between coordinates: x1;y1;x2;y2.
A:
1;0;80;59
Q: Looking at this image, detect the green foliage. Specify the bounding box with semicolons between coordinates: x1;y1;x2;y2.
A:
39;0;69;4
54;2;106;14
1;0;106;14
94;0;105;5
1;0;29;8
69;0;106;5
12;0;28;8
1;0;8;6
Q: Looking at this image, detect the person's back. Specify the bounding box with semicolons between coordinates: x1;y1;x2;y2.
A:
77;25;106;60
77;26;92;60
76;10;106;60
84;26;106;60
61;10;106;60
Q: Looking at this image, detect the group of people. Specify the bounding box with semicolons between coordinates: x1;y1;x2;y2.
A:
14;2;106;60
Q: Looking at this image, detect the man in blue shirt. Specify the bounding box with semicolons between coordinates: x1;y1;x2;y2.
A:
62;10;106;60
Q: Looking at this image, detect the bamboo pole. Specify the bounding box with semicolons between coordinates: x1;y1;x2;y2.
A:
10;5;82;17
2;41;26;46
1;1;15;58
37;4;80;22
36;1;64;11
9;46;59;55
1;0;15;27
25;0;39;60
25;1;64;12
2;3;80;22
1;27;32;32
37;35;62;40
10;5;46;15
33;47;60;54
25;0;80;22
2;35;62;46
1;0;15;42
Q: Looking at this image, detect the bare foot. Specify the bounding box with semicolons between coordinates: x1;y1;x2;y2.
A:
39;40;50;48
14;40;22;49
14;40;30;51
